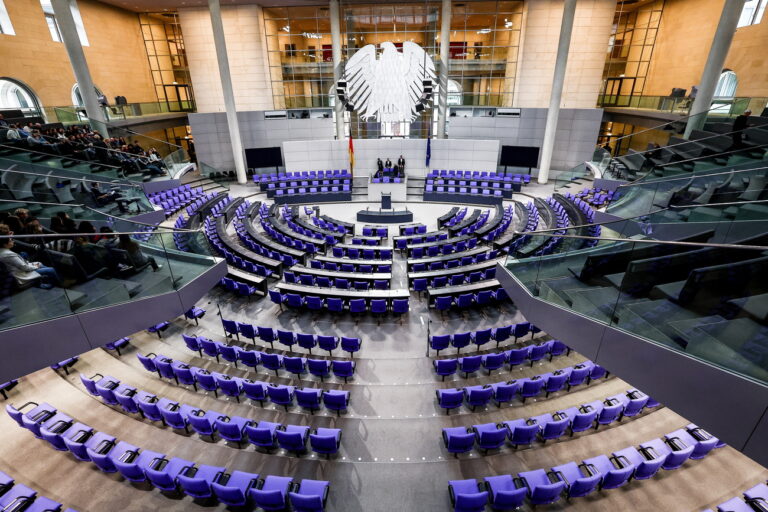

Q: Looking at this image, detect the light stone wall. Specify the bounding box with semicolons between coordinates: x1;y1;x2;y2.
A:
178;5;274;113
514;0;615;108
0;0;156;108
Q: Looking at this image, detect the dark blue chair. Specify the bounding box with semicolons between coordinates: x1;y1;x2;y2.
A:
483;475;527;510
442;426;475;456
458;356;482;378
267;384;295;411
276;425;310;454
212;470;259;507
178;464;226;499
583;454;634;489
250;475;294;511
518;469;565;506
289;479;329;512
436;388;464;414
349;299;366;315
332;360;355;383
551;461;601;498
341;337;361;357
323;390;349;416
434;359;458;380
481;353;505;374
448;479;488;512
464;385;493;411
296;387;323;414
245;421;279;450
309;427;341;457
146;457;193;492
473;422;507;453
452;332;471;354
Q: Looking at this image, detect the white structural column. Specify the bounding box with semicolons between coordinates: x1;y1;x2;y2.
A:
208;0;247;183
50;0;108;135
330;0;345;139
537;0;577;184
436;0;451;139
684;0;746;138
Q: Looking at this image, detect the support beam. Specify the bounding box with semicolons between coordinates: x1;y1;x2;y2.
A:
537;0;577;185
436;0;451;139
330;0;345;140
208;0;247;184
50;0;107;136
684;0;746;138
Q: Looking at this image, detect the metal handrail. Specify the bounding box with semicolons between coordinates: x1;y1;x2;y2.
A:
509;231;768;251
0;198;202;233
0;143;122;171
0;165;144;189
617;162;768;188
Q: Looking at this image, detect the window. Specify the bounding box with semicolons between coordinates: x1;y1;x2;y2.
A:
0;78;42;115
40;0;89;45
71;83;103;106
714;70;738;98
738;0;767;27
0;0;14;35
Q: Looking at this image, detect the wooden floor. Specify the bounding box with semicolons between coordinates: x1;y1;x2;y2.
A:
2;197;767;512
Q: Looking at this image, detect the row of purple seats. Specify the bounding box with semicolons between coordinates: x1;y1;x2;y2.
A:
6;401;330;510
149;185;205;216
255;170;349;183
429;322;539;355
433;340;570;379
285;219;331;244
331;246;393;260
416;268;496;290
410;238;479;259
309;259;391;273
362;226;389;237
480;205;515;243
427;178;514;189
285;271;391;290
433;287;507;311
220;277;261;298
409;250;499;272
135;352;351;411
371;176;402;184
350;237;385;247
183;191;222;218
428;170;531;182
561;192;602;247
0;468;78;511
218;320;362;357
444;207;468;227
425;185;508;199
703;482;768;512
205;219;275;278
443;389;654;455
261;219;319;254
396;233;449;250
448;423;721;511
500;202;539;255
310;215;347;235
270;290;410;315
435;360;608;413
400;224;428;235
80;373;342;456
234;218;301;267
274;185;351;198
457;211;490;236
181;333;357;381
267;179;350;189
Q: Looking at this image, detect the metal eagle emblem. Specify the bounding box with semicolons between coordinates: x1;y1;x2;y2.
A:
343;41;436;123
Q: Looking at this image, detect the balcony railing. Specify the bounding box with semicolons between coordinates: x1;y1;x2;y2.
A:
598;95;768;117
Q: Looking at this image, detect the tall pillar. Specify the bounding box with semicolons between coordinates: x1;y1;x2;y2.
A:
50;0;107;135
538;0;576;184
684;0;746;138
436;0;451;139
208;0;247;184
330;0;345;140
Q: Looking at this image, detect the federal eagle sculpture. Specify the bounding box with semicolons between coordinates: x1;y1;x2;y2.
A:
343;41;436;123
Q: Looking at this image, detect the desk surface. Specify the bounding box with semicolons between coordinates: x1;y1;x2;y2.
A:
315;255;393;266
290;265;392;281
243;219;305;259
276;282;410;300
336;243;392;252
407;234;472;251
426;279;501;298
217;218;282;270
407;259;499;282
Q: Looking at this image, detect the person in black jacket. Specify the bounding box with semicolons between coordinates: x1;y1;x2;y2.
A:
732;110;751;148
397;155;405;176
376;158;384;177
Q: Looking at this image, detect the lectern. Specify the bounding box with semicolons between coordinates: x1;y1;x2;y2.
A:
381;193;392;210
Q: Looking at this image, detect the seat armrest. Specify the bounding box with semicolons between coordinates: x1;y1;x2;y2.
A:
639;446;659;460
580;463;597;477
666;437;687;451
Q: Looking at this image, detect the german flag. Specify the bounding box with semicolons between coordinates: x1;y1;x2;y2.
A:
348;136;354;177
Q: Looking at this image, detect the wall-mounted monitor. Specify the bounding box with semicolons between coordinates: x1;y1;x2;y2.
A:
245;147;283;169
500;145;540;168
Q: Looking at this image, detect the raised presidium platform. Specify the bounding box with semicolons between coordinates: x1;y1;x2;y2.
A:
368;175;407;201
356;208;414;223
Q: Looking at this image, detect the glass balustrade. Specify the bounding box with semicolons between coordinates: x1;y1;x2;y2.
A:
504;204;768;386
0;212;217;332
554;148;612;190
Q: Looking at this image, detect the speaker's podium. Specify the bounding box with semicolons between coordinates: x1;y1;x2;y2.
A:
356;192;413;223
